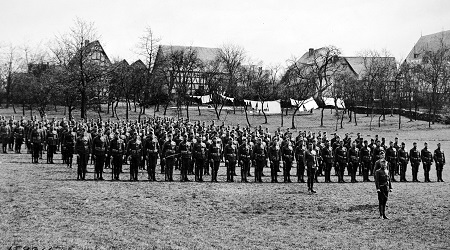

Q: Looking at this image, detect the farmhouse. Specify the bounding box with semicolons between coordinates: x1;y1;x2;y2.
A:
405;30;450;64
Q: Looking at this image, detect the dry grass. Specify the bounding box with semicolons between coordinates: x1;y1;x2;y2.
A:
1;106;450;249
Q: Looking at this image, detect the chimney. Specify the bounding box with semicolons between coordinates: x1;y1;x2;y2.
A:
85;40;90;46
309;48;314;56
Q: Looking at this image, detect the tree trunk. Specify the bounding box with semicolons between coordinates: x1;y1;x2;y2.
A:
81;88;87;119
354;110;357;126
22;102;25;116
126;98;129;121
12;103;16;114
244;105;251;127
281;108;284;127
291;108;299;129
340;110;344;129
320;108;325;126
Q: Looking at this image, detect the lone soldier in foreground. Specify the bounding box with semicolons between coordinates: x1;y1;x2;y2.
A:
409;142;421;182
421;142;433;182
434;143;445;182
398;142;409;182
374;157;392;219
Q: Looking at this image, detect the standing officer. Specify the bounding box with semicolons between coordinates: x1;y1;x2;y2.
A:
192;136;209;182
162;133;176;182
224;140;238;182
321;140;333;183
348;142;360;183
14;122;25;154
421;142;433;182
1;121;11;153
398;142;409;182
295;139;306;183
238;137;252;182
63;127;76;168
30;124;42;164
178;135;192;182
268;138;281;183
253;137;267;183
305;142;318;193
434;143;445;182
385;141;398;182
46;126;58;164
127;130;142;181
409;142;421;182
374;157;392;219
109;131;125;180
75;127;91;180
335;141;348;183
360;140;372;182
281;138;294;183
145;131;159;181
93;128;108;180
209;137;222;182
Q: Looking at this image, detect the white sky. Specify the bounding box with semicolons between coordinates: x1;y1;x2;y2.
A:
1;0;449;66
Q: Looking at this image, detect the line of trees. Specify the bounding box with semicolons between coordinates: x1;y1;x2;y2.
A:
1;18;449;129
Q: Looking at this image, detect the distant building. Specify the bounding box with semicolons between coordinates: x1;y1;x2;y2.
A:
152;45;225;95
405;30;450;64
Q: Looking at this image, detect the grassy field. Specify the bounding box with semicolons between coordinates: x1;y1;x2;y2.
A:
1;106;450;249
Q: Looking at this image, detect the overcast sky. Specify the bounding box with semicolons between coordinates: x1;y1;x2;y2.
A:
1;0;449;66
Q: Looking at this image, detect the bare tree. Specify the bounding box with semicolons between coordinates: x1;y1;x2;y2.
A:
219;44;246;113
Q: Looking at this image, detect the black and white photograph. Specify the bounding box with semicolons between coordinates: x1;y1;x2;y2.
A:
1;0;449;249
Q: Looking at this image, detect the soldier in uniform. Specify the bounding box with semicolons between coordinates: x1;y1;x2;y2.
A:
348;142;360;183
93;128;108;180
374;156;392;219
178;135;192;182
398;142;409;182
268;138;281;183
385;141;398;182
360;140;372;182
305;142;318;193
14;123;25;154
30;124;42;163
209;137;222;182
321;140;333;183
434;143;445;182
63;127;76;168
162;133;177;182
127;131;142;181
145;131;159;181
109;131;125;180
238;137;252;182
409;142;421;182
335;141;348;183
295;139;306;183
1;121;11;154
224;140;238;182
192;136;209;182
46;126;58;164
281;138;294;183
253;137;267;183
74;128;91;180
421;142;433;182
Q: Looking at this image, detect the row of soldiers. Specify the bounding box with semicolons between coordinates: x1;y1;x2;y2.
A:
0;116;445;188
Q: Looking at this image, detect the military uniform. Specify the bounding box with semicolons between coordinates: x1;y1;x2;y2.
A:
281;141;294;183
253;141;267;183
145;135;159;181
348;146;360;183
385;146;398;182
268;142;280;183
75;132;91;180
93;134;108;180
46;128;58;164
14;125;25;153
178;139;192;182
321;145;333;183
421;147;433;182
335;145;348;183
224;142;238;182
409;146;421;182
30;126;42;163
127;136;142;181
360;145;372;181
434;147;445;182
209;140;222;182
109;135;125;180
374;165;392;219
238;141;252;182
398;146;409;182
305;147;318;193
162;139;177;181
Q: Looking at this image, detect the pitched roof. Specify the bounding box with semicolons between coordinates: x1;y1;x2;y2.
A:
130;59;147;69
69;40;111;66
158;45;221;63
405;30;450;63
343;56;396;80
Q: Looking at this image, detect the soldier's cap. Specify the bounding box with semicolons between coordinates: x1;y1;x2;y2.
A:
401;142;405;145
364;140;368;143
379;151;385;155
437;143;441;146
395;137;398;139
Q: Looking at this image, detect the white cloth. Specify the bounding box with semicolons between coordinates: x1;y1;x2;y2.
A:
220;94;234;102
323;97;345;109
290;97;319;111
244;99;281;114
191;95;212;104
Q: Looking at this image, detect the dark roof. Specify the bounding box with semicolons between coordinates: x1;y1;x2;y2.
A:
158;45;221;63
405;30;450;63
343;57;396;79
130;59;147;69
69;40;111;66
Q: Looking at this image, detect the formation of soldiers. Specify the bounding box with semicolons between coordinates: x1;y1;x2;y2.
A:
0;115;446;193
